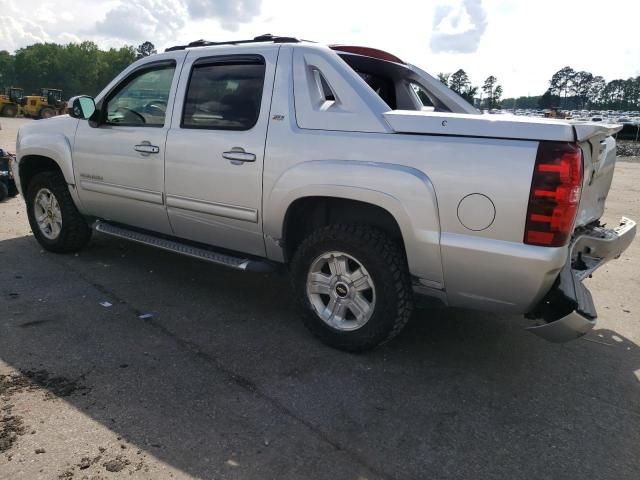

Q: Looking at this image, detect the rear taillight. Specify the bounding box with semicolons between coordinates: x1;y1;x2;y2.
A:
524;142;583;247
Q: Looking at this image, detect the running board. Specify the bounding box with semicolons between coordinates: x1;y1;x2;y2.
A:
94;221;274;273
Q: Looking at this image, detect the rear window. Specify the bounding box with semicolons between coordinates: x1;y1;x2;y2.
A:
182;60;265;130
338;53;449;112
354;71;396;109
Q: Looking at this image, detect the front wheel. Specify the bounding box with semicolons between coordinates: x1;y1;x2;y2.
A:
26;171;91;253
291;225;413;352
2;105;17;117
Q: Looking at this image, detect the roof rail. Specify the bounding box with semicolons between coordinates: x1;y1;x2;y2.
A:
165;34;300;52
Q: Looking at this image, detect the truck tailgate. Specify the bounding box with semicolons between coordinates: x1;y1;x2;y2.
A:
573;122;623;227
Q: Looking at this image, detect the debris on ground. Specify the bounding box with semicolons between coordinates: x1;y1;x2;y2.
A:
103;455;130;472
0;370;88;401
0;405;26;453
99;301;112;308
617;141;640;158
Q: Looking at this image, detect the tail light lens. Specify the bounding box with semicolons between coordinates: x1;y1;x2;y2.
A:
524;142;583;247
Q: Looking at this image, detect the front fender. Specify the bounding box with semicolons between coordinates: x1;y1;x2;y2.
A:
264;160;443;287
18;133;75;186
16;127;84;210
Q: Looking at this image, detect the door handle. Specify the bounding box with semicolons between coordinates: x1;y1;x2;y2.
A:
134;143;160;155
222;148;256;164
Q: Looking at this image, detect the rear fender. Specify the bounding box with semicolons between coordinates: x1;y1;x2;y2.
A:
264;160;444;287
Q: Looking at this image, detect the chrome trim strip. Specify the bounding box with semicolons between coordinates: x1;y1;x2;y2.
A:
79;180;163;204
166;194;258;223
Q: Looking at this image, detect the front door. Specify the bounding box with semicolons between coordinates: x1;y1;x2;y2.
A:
73;58;183;235
164;47;278;256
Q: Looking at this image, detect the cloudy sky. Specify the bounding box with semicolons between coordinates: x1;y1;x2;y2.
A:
1;0;639;97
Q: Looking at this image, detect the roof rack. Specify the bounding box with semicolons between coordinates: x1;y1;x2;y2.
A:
165;34;300;52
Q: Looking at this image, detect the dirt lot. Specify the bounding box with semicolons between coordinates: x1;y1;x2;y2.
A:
1;117;639;479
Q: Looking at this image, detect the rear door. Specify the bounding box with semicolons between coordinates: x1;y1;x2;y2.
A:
164;46;278;256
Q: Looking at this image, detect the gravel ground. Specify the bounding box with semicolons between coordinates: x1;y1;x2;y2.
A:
617;140;640;162
1;117;639;480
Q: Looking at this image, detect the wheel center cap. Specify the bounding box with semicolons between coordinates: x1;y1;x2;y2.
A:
335;282;349;298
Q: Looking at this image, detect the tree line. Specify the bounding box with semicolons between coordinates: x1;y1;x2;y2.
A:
2;40;638;111
438;67;640;111
0;41;157;99
437;70;503;109
504;67;640;111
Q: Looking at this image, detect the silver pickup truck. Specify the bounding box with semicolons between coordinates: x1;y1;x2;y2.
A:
11;35;636;351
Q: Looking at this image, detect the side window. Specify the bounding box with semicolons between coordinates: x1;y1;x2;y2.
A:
105;63;176;127
410;83;436;111
181;59;265;130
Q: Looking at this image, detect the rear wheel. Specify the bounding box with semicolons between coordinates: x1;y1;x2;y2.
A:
26;171;91;253
2;105;17;117
40;107;55;119
291;224;413;352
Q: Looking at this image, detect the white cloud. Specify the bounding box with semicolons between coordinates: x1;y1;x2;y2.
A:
0;15;49;49
186;0;261;31
0;0;108;51
0;0;639;97
95;0;262;42
430;0;488;54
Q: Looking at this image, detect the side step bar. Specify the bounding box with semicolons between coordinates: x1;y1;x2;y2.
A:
94;221;274;273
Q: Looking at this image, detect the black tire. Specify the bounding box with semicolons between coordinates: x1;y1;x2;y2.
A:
2;105;17;117
40;107;55;119
291;224;413;352
26;171;91;253
0;181;8;202
8;181;18;197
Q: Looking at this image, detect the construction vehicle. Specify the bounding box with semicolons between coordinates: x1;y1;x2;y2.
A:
21;88;67;119
0;87;24;117
543;107;568;119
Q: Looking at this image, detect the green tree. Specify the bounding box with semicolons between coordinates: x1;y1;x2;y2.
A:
539;89;560;108
14;43;66;95
588;76;606;107
12;41;137;99
136;41;157;59
0;50;16;87
482;75;502;109
570;71;594;109
501;95;542;109
549;66;575;108
64;41;101;95
603;79;626;109
96;46;136;93
437;72;450;87
448;69;478;103
449;69;469;93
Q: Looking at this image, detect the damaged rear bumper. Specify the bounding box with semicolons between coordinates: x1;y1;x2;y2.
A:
526;216;636;342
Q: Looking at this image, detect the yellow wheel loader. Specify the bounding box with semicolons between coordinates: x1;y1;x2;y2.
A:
0;87;23;117
21;88;67;119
